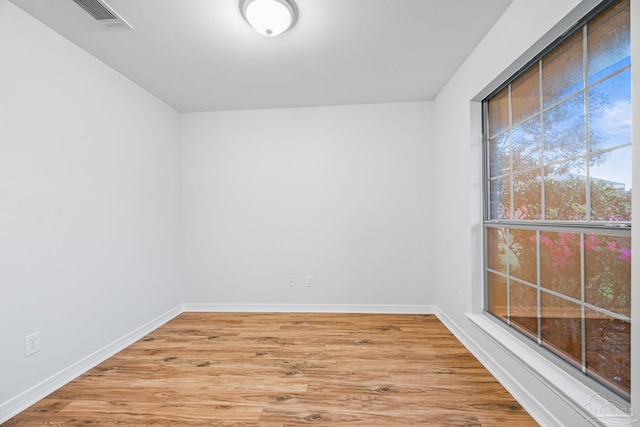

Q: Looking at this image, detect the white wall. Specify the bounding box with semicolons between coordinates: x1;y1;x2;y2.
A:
432;0;638;424
182;102;433;308
0;0;183;408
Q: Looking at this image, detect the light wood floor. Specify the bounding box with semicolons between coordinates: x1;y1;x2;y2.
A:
6;313;537;426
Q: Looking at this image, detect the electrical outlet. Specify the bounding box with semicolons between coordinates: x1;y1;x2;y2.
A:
25;331;40;357
458;291;464;308
289;275;295;287
306;275;313;287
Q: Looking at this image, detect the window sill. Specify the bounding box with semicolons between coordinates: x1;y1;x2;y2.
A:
465;313;634;426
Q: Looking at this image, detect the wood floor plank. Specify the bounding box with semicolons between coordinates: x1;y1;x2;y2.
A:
5;313;537;426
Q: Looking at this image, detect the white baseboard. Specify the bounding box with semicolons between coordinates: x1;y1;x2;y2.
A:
182;303;437;314
0;305;183;424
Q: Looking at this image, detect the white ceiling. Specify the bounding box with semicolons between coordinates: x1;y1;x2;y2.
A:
10;0;513;113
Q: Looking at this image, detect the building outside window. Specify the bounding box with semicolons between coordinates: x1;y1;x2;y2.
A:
483;0;631;401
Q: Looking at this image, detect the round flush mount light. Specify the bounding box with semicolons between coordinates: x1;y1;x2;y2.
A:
240;0;298;37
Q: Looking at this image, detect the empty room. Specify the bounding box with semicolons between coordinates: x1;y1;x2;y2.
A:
1;0;638;425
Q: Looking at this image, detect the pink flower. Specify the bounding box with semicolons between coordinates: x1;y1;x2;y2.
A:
618;247;631;263
608;241;617;251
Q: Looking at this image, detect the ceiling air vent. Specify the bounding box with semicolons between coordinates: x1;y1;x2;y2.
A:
72;0;133;30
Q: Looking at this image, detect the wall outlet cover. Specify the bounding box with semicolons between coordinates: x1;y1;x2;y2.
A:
25;331;41;357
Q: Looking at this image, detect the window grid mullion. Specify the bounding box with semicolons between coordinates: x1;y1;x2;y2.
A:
539;60;545;222
487;264;631;322
506;228;511;325
580;25;589;374
536;229;542;344
508;84;514;221
509;63;630;131
580;233;587;373
507;82;513;324
488;141;632;183
583;25;592;222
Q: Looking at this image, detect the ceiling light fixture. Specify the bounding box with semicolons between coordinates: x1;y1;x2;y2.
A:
240;0;298;37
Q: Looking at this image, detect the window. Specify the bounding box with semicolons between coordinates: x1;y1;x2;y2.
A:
483;0;631;400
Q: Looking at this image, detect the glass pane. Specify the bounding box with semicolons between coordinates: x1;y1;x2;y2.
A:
510;282;538;338
541;292;582;364
591;146;632;222
544;160;587;221
539;231;581;299
512;116;541;173
488;176;511;220
508;229;537;285
587;0;630;84
589;69;631;151
585;234;631;317
486;227;508;274
489;87;510;137
487;271;508;321
543;31;584;107
543;93;586;165
585;309;630;398
488;132;510;178
512;171;541;220
511;65;540;124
